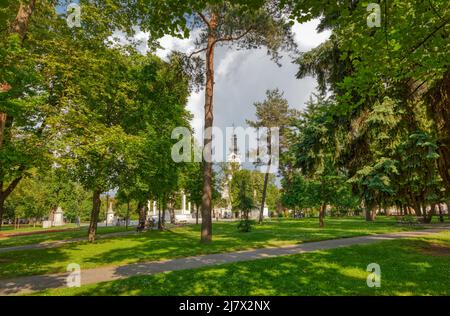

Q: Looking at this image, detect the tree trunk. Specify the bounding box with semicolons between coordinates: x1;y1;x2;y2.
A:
0;177;23;230
158;198;162;230
259;164;270;224
169;200;176;224
105;195;109;227
423;204;435;224
365;205;376;221
411;194;422;216
10;0;36;41
137;201;146;231
196;204;199;225
0;113;6;150
200;13;218;243
0;193;4;230
319;204;325;227
438;203;444;223
161;198;166;229
88;190;101;242
447;202;450;219
259;130;272;224
126;200;130;230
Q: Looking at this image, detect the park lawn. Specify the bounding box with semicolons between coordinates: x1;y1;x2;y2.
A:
0;224;78;234
35;231;450;296
0;226;132;248
0;217;427;280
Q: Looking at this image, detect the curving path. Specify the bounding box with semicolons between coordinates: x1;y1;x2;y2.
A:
0;228;448;295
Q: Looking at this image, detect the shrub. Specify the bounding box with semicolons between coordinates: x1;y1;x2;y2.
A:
237;219;254;232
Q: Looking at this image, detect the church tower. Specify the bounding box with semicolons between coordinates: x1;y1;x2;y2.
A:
228;126;242;166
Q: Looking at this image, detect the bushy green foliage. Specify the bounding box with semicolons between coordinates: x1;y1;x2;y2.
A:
237;219;254;232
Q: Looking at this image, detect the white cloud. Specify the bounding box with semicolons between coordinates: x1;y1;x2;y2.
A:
155;30;202;60
217;50;247;78
128;19;330;146
186;90;204;143
292;19;331;51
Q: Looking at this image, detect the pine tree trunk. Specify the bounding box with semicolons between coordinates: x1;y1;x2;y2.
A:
200;13;218;243
88;190;101;242
319;204;326;227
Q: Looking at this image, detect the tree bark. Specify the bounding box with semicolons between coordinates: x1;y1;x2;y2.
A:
319;204;325;227
0;113;6;150
137;201;146;231
259;162;271;224
438;203;444;223
365;205;376;221
125;200;130;229
0;193;4;230
10;0;36;41
88;190;102;242
169;200;176;224
196;204;199;225
0;177;23;230
161;197;166;229
200;12;218;243
411;196;422;216
259;130;272;224
423;204;436;224
447;202;450;219
158;198;162;230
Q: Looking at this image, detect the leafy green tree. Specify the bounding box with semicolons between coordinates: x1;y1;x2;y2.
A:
181;0;297;242
291;1;449;221
247;89;297;223
231;170;255;218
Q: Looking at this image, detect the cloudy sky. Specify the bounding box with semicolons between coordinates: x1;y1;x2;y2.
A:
135;19;330;144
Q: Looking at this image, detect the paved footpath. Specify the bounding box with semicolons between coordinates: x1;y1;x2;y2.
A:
0;228;448;295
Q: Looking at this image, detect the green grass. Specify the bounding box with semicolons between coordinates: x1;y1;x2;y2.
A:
0;224;78;233
0;226;131;248
35;231;450;296
0;217;427;280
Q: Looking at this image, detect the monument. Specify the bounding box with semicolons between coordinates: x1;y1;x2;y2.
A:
106;201;116;225
53;206;65;227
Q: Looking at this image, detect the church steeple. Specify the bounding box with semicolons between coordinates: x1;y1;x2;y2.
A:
228;125;241;165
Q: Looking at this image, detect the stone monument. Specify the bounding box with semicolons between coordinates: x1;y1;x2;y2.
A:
53;206;65;227
106;201;116;225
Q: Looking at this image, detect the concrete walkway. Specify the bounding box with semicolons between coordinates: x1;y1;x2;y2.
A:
0;228;448;295
0;230;138;254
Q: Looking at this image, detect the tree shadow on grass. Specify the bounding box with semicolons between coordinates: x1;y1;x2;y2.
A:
40;236;450;296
